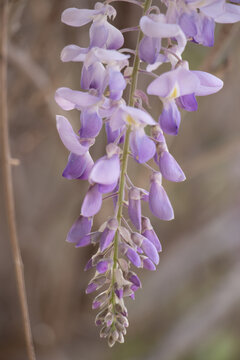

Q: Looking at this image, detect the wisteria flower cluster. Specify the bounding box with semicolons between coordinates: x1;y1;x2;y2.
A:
55;0;240;347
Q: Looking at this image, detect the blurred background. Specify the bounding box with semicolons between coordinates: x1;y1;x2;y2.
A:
1;0;240;359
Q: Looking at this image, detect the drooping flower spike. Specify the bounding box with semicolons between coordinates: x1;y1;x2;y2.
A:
55;0;239;347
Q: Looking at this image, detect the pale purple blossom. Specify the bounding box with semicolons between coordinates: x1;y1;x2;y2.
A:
55;0;237;347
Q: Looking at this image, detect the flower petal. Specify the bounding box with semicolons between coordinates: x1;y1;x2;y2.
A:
66;215;93;243
109;70;126;101
149;173;174;220
79;110;102;139
89;23;109;48
126;247;141;268
141;238;159;265
98;182;117;194
61;45;88;62
96;260;110;273
62;152;93;179
61;8;97;27
140;15;186;54
159;151;186;182
139;36;161;64
176;93;198;112
192;71;223;96
124;106;156;126
128;187;142;231
147;67;200;99
89;154;120;185
159;100;181;136
55;87;100;111
104;21;124;50
56;115;89;155
81;184;102;217
143;258;156;271
201;1;240;23
130;128;156;163
100;228;115;252
141;217;162;252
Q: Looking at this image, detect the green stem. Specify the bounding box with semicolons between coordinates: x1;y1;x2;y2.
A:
110;0;152;312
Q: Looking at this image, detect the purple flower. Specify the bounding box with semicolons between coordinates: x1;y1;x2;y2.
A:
66;215;93;243
109;104;156;132
61;3;124;50
56;115;93;155
147;64;223;135
130;128;156;163
55;87;100;111
89;144;120;186
131;233;159;265
139;35;161;64
96;260;112;273
127;272;142;288
156;149;186;183
79;110;102;139
200;1;240;24
105;122;125;144
56;0;236;346
100;218;118;252
142;258;156;271
62;152;94;180
149;172;174;221
140;14;187;62
128;187;142;231
141;217;162;252
81;184;102;217
120;243;141;268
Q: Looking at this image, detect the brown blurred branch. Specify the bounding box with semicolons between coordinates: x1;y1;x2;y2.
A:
0;2;36;360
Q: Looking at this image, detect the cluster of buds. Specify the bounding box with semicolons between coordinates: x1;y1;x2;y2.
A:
55;0;240;346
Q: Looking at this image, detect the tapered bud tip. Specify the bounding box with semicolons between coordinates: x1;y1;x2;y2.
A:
126;247;141;268
159;151;186;182
142;238;159;265
143;258;156;271
128;273;142;288
86;283;98;294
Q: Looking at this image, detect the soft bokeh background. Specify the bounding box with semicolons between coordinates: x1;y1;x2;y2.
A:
1;0;240;359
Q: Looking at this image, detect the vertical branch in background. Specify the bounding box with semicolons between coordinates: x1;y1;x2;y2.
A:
0;1;36;360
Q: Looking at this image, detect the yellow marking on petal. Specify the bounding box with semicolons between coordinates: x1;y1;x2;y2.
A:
126;115;137;126
169;85;179;99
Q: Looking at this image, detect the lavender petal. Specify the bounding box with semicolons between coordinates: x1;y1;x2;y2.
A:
81;184;102;217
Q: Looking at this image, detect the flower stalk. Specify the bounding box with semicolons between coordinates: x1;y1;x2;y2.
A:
110;0;152;324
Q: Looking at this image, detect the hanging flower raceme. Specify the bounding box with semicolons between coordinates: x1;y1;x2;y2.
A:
55;0;239;347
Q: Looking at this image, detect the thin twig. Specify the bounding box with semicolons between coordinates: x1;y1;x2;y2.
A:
0;2;36;360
